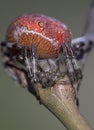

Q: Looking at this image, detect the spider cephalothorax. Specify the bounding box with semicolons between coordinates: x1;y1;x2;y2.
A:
1;14;83;94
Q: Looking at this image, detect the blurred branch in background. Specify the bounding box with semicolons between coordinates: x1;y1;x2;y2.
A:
84;0;94;37
72;0;94;69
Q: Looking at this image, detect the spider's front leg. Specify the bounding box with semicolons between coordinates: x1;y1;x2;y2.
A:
24;44;38;83
62;43;83;86
0;41;40;96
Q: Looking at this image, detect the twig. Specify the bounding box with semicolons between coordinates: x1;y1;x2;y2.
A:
34;78;92;130
72;0;94;69
84;0;94;37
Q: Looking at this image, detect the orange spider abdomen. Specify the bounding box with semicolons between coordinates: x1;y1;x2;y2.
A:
6;14;72;58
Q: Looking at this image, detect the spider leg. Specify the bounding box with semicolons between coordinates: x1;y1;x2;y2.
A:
62;43;76;85
69;45;83;81
24;46;32;78
24;44;38;83
31;44;38;82
62;43;83;85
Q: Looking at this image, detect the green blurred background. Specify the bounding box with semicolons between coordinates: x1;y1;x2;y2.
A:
0;0;94;130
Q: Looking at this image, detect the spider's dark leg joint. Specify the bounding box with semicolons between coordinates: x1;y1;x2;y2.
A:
76;49;84;61
1;41;7;46
1;41;7;53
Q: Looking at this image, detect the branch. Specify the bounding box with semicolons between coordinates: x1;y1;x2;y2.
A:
71;0;94;70
84;0;94;37
33;77;92;130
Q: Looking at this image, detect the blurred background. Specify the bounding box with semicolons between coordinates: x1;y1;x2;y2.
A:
0;0;94;130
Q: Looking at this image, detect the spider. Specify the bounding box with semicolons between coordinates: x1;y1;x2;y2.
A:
0;14;83;95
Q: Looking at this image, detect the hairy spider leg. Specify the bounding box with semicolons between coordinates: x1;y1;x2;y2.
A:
30;44;38;82
69;44;83;81
24;44;38;83
24;46;32;77
64;44;83;102
62;43;76;85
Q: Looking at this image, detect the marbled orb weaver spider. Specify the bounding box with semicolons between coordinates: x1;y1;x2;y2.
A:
1;14;83;94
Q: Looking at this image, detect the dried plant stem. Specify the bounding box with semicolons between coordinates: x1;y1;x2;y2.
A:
34;78;92;130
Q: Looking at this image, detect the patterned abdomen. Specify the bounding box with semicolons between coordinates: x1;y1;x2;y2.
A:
6;14;72;58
